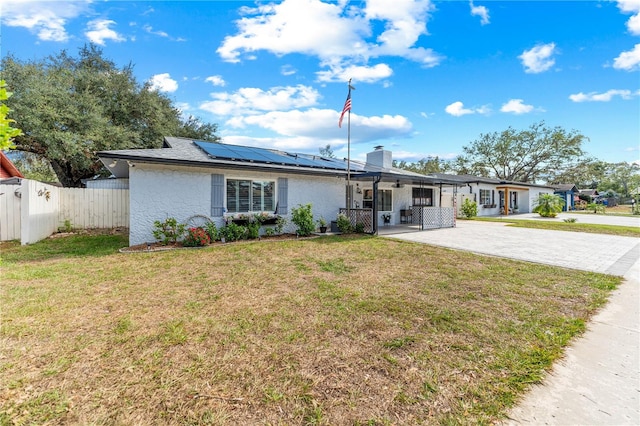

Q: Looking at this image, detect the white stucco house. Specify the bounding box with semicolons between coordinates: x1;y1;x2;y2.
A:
437;174;556;216
97;137;555;246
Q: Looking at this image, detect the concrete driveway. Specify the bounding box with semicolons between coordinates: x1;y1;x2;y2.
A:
384;219;640;425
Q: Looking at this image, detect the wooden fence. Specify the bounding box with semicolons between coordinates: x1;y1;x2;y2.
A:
0;179;129;244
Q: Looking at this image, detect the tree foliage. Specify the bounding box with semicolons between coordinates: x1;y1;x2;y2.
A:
0;80;22;150
455;121;587;183
319;144;336;158
393;156;451;175
2;44;220;187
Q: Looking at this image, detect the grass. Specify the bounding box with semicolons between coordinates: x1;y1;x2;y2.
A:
0;232;621;425
472;217;640;237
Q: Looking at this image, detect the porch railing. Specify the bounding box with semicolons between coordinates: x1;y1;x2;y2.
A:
338;208;374;233
414;206;455;229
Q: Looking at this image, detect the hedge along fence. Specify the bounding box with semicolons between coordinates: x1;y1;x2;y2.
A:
0;179;129;244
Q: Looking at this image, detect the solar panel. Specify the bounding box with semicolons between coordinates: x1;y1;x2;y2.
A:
194;141;348;171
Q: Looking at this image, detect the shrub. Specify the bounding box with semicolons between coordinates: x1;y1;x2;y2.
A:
275;216;287;234
336;213;353;233
461;198;478;219
246;218;261;239
563;218;577;223
152;217;186;245
291;203;315;236
219;222;246;242
533;194;565;218
355;222;365;233
183;227;211;247
205;221;218;241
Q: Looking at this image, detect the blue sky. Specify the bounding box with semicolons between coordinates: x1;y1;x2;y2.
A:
2;0;639;165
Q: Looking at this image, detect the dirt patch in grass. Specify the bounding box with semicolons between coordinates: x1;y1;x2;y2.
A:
0;234;620;425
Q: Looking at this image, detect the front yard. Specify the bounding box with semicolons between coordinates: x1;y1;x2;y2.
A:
0;233;620;424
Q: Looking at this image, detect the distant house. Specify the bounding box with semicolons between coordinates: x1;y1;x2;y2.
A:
0;151;24;180
97;137;556;246
578;188;599;201
437;173;555;216
553;184;578;211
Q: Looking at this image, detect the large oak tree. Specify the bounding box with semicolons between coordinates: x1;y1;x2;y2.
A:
2;44;220;187
455;121;587;183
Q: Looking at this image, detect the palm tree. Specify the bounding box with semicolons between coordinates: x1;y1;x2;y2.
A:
533;193;565;218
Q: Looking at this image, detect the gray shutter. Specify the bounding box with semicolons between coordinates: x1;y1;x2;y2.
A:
277;178;288;215
211;174;224;217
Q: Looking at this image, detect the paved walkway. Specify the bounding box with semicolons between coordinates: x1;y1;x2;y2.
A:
384;219;640;425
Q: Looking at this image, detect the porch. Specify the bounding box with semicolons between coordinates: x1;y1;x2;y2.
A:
338;206;456;235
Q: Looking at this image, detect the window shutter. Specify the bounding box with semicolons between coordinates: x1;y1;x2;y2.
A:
277;178;288;214
491;190;495;204
211;174;224;217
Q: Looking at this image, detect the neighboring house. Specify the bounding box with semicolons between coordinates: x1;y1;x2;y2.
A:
553;184;578;211
0;151;24;180
97;137;556;246
98;137;463;246
578;188;599;201
438;173;555;216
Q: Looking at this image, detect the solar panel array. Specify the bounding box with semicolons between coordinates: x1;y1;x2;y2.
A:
194;141;350;171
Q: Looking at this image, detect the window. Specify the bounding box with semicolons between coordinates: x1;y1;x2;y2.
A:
227;179;275;213
412;187;433;206
480;189;492;205
362;189;393;211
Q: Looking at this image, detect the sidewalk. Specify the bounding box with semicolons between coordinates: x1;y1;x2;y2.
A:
385;220;640;425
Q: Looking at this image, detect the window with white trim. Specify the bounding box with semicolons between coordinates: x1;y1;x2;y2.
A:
226;179;275;213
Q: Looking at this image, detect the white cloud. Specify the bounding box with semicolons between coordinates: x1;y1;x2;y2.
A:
205;75;226;87
444;101;490;117
148;73;178;93
221;108;412;151
85;19;126;45
316;63;393;83
500;99;534;114
217;0;441;83
281;65;297;76
617;0;640;35
569;89;634;102
200;85;321;116
0;0;91;42
613;43;640;71
143;24;169;38
519;42;557;74
470;1;490;25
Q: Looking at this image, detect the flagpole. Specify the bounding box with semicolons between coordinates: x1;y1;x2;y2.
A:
347;79;351;215
339;78;355;216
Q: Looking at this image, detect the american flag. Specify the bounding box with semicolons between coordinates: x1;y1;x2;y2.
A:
338;91;351;128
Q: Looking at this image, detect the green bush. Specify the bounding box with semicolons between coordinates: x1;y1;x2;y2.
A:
461;198;478;218
152;217;186;245
205;221;218;241
336;213;353;233
533;193;565;218
291;203;315;236
219;222;246;242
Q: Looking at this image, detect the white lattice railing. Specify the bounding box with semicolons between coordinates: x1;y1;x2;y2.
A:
414;206;455;229
338;208;373;233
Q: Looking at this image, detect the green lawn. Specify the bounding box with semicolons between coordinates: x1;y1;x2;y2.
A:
471;217;640;237
0;233;621;425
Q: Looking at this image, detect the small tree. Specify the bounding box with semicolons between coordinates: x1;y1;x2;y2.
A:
533;193;565;218
460;198;478;219
291;203;315;236
0;80;22;150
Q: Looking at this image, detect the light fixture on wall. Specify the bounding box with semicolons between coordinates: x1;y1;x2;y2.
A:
356;183;362;193
108;160;118;168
